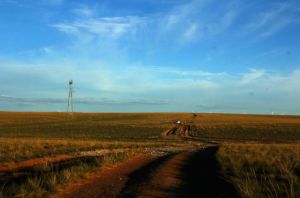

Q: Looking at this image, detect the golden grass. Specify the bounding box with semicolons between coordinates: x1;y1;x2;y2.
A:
1;112;300;197
0;112;192;127
192;113;300;126
0;137;185;165
0;112;194;140
190;114;300;142
1;112;300;142
0;150;142;198
217;143;300;198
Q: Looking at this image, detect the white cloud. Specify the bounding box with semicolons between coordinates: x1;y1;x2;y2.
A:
259;18;293;38
208;4;237;35
182;23;200;42
0;95;168;106
72;6;94;18
158;79;220;90
239;69;265;85
50;1;239;48
52;16;146;40
1;58;300;113
164;14;180;29
42;47;54;55
160;0;238;44
53;24;78;34
261;70;300;92
131;66;227;79
163;1;201;29
0;59;225;94
245;2;300;38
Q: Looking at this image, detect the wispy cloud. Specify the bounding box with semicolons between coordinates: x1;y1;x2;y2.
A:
245;2;300;38
1;0;300;113
159;0;238;44
239;69;265;85
0;95;169;106
1;57;300;113
52;16;146;40
209;2;238;35
182;23;200;42
51;1;239;46
72;6;94;18
2;58;300;95
0;60;222;95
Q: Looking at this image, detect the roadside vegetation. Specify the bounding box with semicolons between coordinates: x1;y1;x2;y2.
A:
191;114;300;142
0;150;141;198
0;138;183;165
217;143;300;198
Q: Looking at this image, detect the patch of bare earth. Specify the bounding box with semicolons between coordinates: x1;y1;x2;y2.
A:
121;146;240;198
53;146;241;198
52;154;157;198
161;124;193;139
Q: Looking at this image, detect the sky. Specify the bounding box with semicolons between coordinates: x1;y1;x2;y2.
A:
0;0;300;114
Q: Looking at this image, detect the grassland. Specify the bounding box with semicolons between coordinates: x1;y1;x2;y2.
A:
0;112;192;198
191;113;300;142
217;143;300;198
0;138;185;165
1;112;300;142
0;112;300;198
0;151;142;198
0;112;188;165
0;112;194;140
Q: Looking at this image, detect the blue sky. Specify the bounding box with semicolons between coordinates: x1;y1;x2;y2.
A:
0;0;300;114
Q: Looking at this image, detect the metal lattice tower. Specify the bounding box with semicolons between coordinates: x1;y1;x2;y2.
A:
67;80;73;112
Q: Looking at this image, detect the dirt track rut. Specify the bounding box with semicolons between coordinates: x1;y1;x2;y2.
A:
0;149;130;174
53;146;240;198
53;154;157;198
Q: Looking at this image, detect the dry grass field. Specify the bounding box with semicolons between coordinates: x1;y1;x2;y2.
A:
191;113;300;142
0;112;192;140
0;112;299;198
218;143;300;198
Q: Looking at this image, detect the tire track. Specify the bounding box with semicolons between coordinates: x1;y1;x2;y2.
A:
119;146;240;198
0;149;130;174
52;146;240;198
161;113;198;139
53;154;158;198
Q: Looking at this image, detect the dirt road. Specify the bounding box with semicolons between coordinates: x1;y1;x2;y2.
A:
161;114;198;139
53;146;240;198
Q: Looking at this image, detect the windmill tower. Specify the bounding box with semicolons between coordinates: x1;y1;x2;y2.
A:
67;80;73;112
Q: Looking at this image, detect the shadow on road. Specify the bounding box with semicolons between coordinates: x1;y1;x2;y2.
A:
120;153;176;198
119;146;240;198
175;146;240;198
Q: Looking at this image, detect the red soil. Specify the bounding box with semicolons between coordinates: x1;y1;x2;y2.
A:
0;149;128;174
52;154;157;198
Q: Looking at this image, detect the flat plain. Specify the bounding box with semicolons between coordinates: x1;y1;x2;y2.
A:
0;112;299;198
